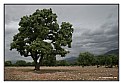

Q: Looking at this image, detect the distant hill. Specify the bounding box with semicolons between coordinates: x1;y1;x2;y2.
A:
104;49;119;55
64;49;119;63
64;57;77;63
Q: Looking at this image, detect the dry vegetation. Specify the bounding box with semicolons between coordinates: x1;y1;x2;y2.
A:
5;66;118;81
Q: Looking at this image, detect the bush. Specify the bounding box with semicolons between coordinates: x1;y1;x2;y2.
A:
15;60;27;66
78;52;96;66
5;61;12;66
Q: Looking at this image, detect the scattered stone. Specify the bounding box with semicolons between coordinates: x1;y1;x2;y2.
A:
5;66;118;80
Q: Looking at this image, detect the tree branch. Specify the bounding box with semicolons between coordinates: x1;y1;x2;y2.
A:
24;54;32;57
39;55;43;64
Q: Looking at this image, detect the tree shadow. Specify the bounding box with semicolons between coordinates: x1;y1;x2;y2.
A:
22;68;74;74
34;69;73;74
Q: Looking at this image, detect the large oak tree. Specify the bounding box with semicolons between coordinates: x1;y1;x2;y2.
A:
10;8;74;70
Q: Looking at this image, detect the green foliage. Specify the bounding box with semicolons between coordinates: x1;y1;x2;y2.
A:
109;54;118;65
10;8;74;70
56;60;69;66
26;62;33;66
96;55;106;65
41;54;56;66
31;61;35;66
5;61;12;66
77;52;118;67
78;52;95;66
96;54;118;66
105;56;112;65
15;60;27;66
69;61;80;66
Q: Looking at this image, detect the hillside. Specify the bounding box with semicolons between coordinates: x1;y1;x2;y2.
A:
64;49;119;63
104;49;119;55
64;57;77;63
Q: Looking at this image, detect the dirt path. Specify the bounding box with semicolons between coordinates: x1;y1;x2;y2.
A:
4;66;119;81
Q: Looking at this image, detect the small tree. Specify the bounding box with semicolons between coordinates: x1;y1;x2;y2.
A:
109;54;118;66
56;60;69;66
15;60;27;66
96;55;106;66
26;62;32;66
5;61;12;66
10;8;74;70
78;52;95;67
60;60;69;66
105;56;112;68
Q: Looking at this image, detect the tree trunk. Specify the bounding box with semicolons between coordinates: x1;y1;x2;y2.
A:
31;54;43;71
34;63;40;71
34;56;43;71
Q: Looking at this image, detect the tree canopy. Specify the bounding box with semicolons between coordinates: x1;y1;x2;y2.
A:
10;8;74;70
78;52;96;67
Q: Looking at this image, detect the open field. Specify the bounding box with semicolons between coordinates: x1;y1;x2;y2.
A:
4;66;119;81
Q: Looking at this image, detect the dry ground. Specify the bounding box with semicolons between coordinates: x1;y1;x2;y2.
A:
4;66;119;81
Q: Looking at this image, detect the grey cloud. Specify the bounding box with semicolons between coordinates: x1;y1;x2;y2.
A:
5;5;33;24
5;5;119;61
5;49;32;62
104;24;118;35
75;5;118;56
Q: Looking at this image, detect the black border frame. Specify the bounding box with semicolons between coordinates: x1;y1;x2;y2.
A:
4;3;119;81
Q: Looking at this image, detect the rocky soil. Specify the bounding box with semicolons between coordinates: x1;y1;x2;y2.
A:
4;66;119;81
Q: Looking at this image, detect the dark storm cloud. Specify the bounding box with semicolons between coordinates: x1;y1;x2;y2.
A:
5;5;119;61
66;7;118;57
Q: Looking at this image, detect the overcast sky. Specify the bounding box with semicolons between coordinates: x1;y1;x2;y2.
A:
5;5;119;62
